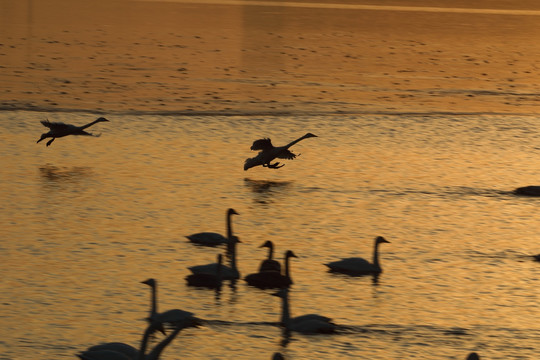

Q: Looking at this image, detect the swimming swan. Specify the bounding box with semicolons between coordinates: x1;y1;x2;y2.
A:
245;250;297;289
186;254;223;289
37;117;109;147
186;208;239;246
271;288;336;334
188;236;241;279
244;133;318;170
325;236;390;275
258;240;281;272
80;310;199;360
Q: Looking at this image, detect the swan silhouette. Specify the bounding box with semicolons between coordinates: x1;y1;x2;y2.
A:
258;240;281;272
466;353;480;360
37;117;109;146
80;309;199;360
186;208;239;246
188;235;241;279
271;288;336;334
186;253;223;289
245;250;297;289
325;236;390;275
272;352;285;360
244;133;318;170
533;254;540;262
140;278;167;335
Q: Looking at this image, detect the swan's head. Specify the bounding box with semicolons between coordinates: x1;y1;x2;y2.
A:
96;117;109;122
304;132;318;139
375;236;390;245
141;278;156;287
228;208;239;216
466;353;480;360
285;250;298;259
260;240;274;249
272;352;285;360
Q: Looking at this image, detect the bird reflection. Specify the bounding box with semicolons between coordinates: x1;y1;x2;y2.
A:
244;178;292;204
39;164;92;183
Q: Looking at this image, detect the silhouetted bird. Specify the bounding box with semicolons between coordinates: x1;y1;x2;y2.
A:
186;208;239;246
37;117;109;146
244;133;317;170
325;236;390;275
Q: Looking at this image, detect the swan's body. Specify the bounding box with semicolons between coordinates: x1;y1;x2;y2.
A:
258;240;281;272
272;288;336;334
186;208;239;246
80;310;198;360
245;250;297;289
533;254;540;262
244;133;317;170
325;236;390;275
188;236;241;279
37;117;109;146
186;254;223;289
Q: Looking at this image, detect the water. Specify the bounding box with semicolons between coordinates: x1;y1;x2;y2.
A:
1;111;539;359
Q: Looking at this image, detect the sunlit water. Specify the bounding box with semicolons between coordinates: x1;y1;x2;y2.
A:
1;111;539;360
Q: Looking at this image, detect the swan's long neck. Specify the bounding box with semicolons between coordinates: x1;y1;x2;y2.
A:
150;284;157;316
226;212;234;239
145;326;182;360
283;134;310;149
372;240;381;270
280;292;291;327
79;119;102;130
267;244;274;260
284;255;292;280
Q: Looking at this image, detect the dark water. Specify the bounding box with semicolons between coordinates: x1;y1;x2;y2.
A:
1;110;539;359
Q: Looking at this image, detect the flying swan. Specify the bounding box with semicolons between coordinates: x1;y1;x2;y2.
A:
37;117;109;146
186;208;239;246
244;133;318;170
325;236;390;275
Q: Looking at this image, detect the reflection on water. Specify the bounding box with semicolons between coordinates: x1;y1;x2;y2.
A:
39;164;92;183
2;112;540;360
244;178;292;204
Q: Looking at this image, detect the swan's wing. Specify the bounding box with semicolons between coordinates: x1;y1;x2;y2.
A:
277;149;297;160
292;318;336;334
244;155;262;170
41;120;71;130
293;314;332;324
250;138;273;151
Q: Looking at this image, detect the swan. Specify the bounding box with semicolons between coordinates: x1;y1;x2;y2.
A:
186;208;239;246
325;236;390;275
244;133;318;170
272;353;285;360
245;250;297;289
271;288;336;334
258;240;281;272
37;117;109;146
80;310;199;360
533;254;540;262
188;235;241;279
186;254;223;289
141;279;200;333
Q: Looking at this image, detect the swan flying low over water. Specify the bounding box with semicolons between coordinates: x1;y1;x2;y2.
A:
325;236;390;275
244;133;318;170
37;117;109;146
